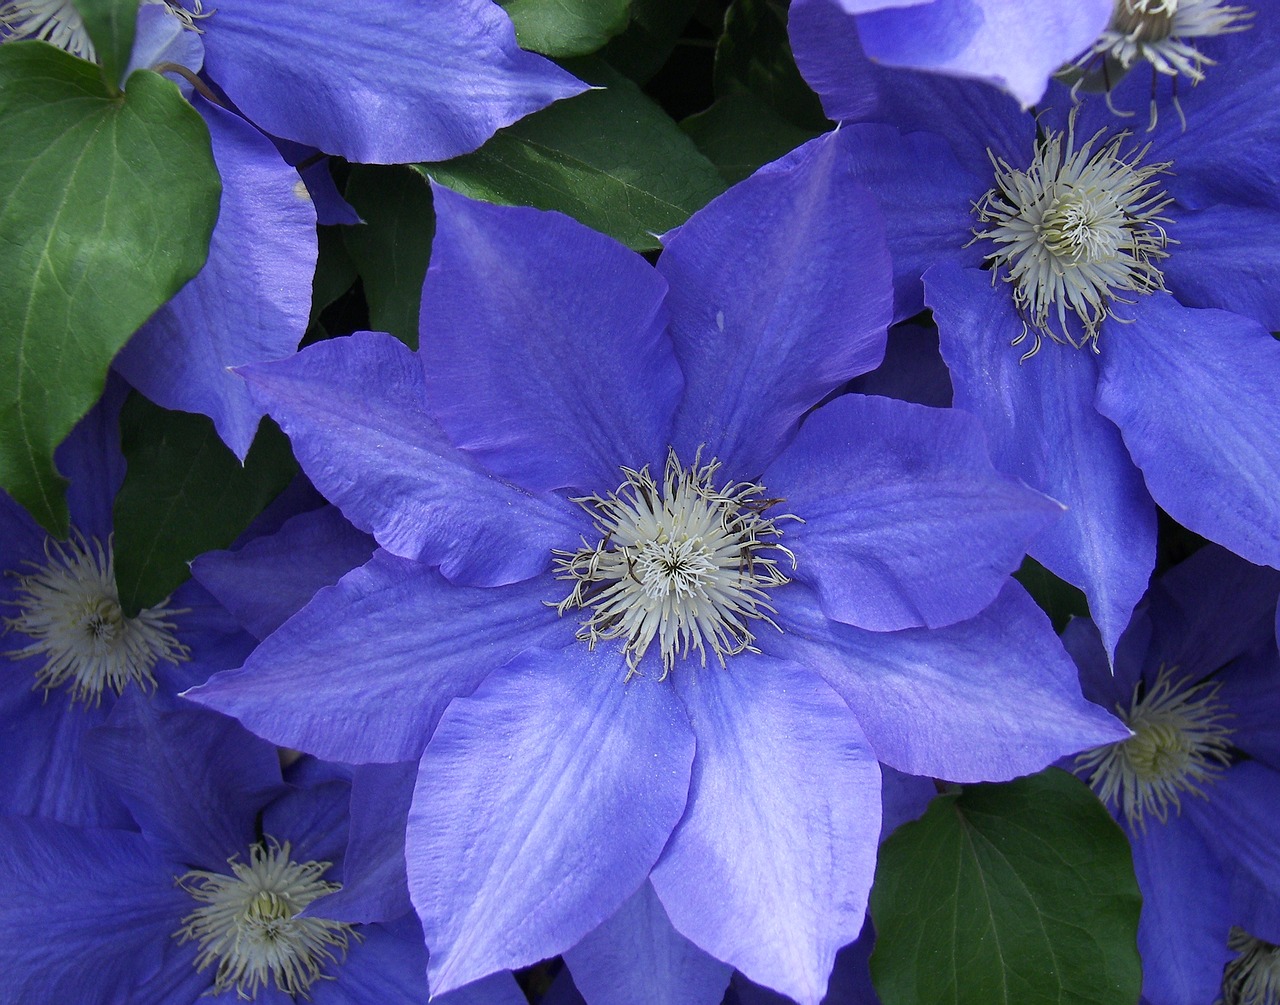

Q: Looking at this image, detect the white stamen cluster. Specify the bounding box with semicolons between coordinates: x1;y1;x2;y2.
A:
552;449;796;679
0;0;93;60
1073;664;1234;830
3;533;189;706
1082;0;1252;86
176;839;357;1001
971;113;1173;359
1219;928;1280;1005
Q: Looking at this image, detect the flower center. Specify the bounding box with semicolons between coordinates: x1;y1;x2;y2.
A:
1220;928;1280;1005
551;449;796;679
3;533;189;706
176;838;358;1001
1073;664;1234;830
0;0;93;59
970;112;1173;359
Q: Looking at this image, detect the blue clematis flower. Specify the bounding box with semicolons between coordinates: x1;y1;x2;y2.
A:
1065;544;1280;1004
782;7;1280;659
187;139;1124;1004
788;0;1114;108
0;694;530;1004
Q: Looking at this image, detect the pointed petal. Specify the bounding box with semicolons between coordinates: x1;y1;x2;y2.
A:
239;330;586;584
421;186;680;494
564;882;732;1005
115;100;316;458
198;0;586;163
664;131;893;479
764;392;1061;631
927;262;1157;658
1097;295;1280;570
651;657;880;1005
187;553;574;763
410;646;694;996
769;581;1130;781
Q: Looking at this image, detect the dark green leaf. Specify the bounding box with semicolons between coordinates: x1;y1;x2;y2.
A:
72;0;139;93
113;395;298;615
600;0;699;84
870;768;1142;1005
0;43;219;534
1014;556;1090;634
714;0;829;131
681;90;818;184
343;165;435;349
422;57;725;251
309;225;359;331
498;0;631;57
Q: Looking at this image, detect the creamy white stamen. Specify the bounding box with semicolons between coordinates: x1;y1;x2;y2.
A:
1082;0;1252;87
551;449;796;679
3;532;189;706
1220;928;1280;1005
176;838;357;1001
0;0;94;59
970;112;1173;359
1073;664;1234;830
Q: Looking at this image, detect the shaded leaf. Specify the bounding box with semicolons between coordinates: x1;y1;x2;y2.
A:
498;0;631;57
113;395;298;614
681;90;818;184
0;43;219;533
870;769;1142;1005
1014;555;1090;634
600;0;699;84
71;0;138;93
714;0;829;131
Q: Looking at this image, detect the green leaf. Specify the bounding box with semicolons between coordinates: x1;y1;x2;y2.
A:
600;0;699;84
72;0;139;94
0;43;220;535
1014;556;1090;634
308;225;359;332
498;0;631;57
422;57;725;251
343;165;435;349
112;395;298;615
870;768;1143;1005
681;91;818;184
714;0;829;131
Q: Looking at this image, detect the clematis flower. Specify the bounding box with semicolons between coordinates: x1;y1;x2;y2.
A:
782;7;1280;658
1065;544;1280;1004
188;139;1124;1004
787;0;1113;108
0;695;529;1004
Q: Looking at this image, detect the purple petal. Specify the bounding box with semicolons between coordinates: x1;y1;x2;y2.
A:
186;552;575;763
59;375;128;541
848;320;953;408
306;916;428;1005
1163;205;1280;329
853;0;1112;107
1097;295;1280;570
409;646;695;996
927;262;1157;659
239;330;586;585
764;392;1061;631
116;99;317;459
664;132;893;479
650;657;880;1005
197;0;587;163
193;505;376;640
564;882;732;1005
421;186;680;494
125;1;204;84
769;581;1130;781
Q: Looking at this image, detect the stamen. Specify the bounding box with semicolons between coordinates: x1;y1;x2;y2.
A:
1073;664;1234;830
176;838;358;1001
1219;928;1280;1005
550;448;798;680
0;0;94;60
969;110;1173;359
3;532;189;706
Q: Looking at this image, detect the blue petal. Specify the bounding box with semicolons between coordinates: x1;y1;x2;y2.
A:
1162;205;1280;329
239;330;587;585
409;646;694;997
927;262;1157;659
115;99;317;459
263;778;352;881
197;0;587;163
58;375;128;541
763;392;1061;631
192;505;376;641
125;1;204;90
664;132;893;479
421;186;680;494
564;882;732;1005
650;656;880;1005
769;581;1130;781
187;552;575;763
848;320;954;407
731;928;880;1005
1096;295;1280;570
